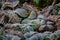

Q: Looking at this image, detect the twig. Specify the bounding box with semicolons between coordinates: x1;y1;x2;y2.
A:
52;0;56;5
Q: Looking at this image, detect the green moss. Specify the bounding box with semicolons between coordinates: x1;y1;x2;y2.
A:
44;38;50;40
18;0;29;3
0;2;2;9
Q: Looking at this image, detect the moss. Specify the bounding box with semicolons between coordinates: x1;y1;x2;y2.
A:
0;2;2;9
44;38;50;40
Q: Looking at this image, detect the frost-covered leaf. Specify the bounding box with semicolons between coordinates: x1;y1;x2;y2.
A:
46;25;54;29
26;35;38;40
21;18;31;24
28;11;37;19
14;8;28;18
23;26;34;33
50;33;58;40
37;15;46;20
34;33;44;40
29;23;39;30
24;31;37;38
6;34;21;40
54;30;60;36
47;21;54;25
43;31;52;38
